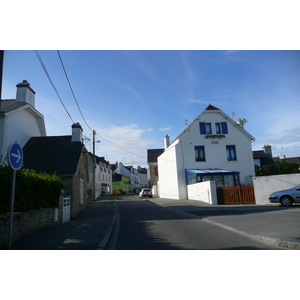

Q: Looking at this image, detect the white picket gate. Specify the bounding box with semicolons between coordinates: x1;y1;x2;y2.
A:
62;196;71;223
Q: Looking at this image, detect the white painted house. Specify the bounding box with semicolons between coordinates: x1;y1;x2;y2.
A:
0;80;46;165
157;104;256;200
87;153;112;199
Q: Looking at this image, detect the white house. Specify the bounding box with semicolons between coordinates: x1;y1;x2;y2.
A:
137;166;148;188
87;153;112;199
0;80;46;165
157;104;256;200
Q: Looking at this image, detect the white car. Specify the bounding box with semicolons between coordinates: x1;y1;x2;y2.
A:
269;184;300;207
139;188;152;199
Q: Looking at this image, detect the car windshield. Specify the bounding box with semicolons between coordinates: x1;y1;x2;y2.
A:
295;184;300;190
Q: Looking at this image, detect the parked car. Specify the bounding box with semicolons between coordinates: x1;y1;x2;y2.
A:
269;184;300;206
139;188;152;199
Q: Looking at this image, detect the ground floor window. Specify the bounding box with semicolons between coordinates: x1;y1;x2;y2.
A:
186;169;240;187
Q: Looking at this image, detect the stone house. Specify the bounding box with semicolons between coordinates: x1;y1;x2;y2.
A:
23;123;88;218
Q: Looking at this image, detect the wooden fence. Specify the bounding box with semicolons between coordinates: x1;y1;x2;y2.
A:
217;185;255;205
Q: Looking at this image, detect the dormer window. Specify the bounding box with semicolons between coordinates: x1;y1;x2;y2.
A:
199;122;228;135
206;123;212;134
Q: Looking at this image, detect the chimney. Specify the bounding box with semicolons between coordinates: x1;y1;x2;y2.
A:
164;134;170;149
16;80;36;107
71;123;83;142
263;144;272;157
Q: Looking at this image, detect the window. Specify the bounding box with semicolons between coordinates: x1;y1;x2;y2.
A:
200;121;227;134
195;146;205;162
226;145;237;161
221;122;228;134
206;123;212;134
215;123;221;134
199;122;211;134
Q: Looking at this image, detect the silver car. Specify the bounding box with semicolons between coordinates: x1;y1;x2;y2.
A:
139;188;152;199
269;184;300;207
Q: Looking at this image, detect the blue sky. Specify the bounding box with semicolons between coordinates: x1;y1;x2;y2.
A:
2;50;300;167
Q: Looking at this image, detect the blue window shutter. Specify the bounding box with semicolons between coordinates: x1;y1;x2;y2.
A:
221;122;228;134
199;122;206;134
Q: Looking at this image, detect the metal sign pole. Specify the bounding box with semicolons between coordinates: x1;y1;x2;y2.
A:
8;169;16;249
7;142;23;249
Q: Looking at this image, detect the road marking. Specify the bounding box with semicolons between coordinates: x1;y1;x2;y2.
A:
97;201;119;250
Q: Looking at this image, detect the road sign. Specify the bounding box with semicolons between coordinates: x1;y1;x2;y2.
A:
7;142;23;170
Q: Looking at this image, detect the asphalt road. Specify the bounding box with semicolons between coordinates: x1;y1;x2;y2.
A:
111;196;284;250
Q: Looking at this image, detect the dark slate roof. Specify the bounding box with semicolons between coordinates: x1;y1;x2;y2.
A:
253;150;270;159
0;99;27;112
274;156;300;163
147;148;164;163
23;136;85;176
112;173;122;181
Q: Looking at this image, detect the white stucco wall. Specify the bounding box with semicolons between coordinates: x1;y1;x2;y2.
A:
0;108;45;164
253;173;300;205
157;142;179;199
187;181;217;204
178;111;255;184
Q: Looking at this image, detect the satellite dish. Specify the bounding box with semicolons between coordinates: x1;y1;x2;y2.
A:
242;118;248;124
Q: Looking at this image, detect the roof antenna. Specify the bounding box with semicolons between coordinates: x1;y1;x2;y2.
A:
231;112;235;119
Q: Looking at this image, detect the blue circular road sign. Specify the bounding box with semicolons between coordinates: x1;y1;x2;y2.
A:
7;142;23;170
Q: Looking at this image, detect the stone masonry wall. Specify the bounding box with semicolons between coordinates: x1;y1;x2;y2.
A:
0;206;62;249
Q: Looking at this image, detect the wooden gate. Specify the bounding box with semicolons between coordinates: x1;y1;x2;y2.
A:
62;196;71;223
217;185;255;205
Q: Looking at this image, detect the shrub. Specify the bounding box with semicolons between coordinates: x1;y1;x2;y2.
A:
255;160;300;176
0;166;63;214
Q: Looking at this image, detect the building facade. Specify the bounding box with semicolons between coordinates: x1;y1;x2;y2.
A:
157;104;256;200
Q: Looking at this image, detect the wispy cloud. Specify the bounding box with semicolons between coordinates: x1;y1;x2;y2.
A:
188;99;208;104
124;52;156;79
159;127;171;131
180;51;193;82
113;80;139;96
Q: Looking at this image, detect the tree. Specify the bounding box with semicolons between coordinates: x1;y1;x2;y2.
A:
255;160;300;176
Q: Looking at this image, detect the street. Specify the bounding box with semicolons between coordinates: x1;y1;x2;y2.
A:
10;194;297;250
107;195;284;250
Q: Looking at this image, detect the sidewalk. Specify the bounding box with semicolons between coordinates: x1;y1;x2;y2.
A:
147;197;300;250
9;198;116;250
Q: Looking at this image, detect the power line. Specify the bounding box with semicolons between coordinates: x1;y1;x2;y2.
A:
96;132;146;159
34;51;74;123
57;50;93;132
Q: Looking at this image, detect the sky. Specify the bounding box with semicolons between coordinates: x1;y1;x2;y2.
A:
1;50;300;167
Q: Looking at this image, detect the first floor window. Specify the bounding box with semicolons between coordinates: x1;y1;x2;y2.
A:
206;123;212;134
195;146;205;162
215;123;221;134
226;145;237;161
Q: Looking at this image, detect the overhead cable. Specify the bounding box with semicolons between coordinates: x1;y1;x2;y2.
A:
34;50;74;123
57;50;93;132
96;133;146;159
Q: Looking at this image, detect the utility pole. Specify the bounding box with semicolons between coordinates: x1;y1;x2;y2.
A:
92;130;96;201
0;50;4;111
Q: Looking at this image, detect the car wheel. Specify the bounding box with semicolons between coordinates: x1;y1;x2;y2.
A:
280;196;293;207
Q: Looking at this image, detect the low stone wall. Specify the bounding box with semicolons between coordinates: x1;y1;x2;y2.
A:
0;207;62;249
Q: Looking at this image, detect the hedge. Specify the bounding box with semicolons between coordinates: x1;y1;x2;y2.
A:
0;166;64;214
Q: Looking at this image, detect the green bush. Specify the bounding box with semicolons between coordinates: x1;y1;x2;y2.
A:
0;166;64;214
255;160;300;176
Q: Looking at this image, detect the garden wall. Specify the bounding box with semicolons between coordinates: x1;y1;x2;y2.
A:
0;206;62;249
253;173;300;205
